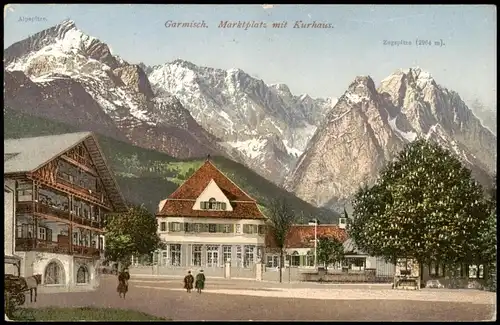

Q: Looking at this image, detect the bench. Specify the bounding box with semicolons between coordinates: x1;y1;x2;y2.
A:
393;270;420;290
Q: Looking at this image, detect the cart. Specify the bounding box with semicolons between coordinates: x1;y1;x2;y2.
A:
4;255;26;317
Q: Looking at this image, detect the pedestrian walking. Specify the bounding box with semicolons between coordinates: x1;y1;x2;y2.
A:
195;270;206;294
184;271;194;293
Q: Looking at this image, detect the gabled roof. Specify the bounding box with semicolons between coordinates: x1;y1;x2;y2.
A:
343;237;367;255
4;132;93;174
168;160;255;201
158;160;264;219
266;225;348;249
4;132;127;212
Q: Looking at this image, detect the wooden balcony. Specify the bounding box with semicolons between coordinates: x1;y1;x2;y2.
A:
73;245;101;258
17;201;71;221
17;201;103;229
73;215;103;229
16;201;34;214
35;202;71;220
15;238;102;258
57;177;104;203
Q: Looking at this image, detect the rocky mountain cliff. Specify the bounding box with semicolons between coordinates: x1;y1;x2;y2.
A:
285;68;497;209
469;98;497;135
147;60;337;182
4;20;222;159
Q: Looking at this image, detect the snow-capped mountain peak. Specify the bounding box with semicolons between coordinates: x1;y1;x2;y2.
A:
147;59;337;183
5;20;222;160
5;19;124;73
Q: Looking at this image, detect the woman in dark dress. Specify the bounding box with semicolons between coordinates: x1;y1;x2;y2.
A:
117;268;130;299
195;270;206;294
184;271;194;293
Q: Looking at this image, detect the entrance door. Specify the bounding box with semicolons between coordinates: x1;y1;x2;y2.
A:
206;245;219;267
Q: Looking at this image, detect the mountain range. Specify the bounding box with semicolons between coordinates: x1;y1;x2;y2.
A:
4;19;497;212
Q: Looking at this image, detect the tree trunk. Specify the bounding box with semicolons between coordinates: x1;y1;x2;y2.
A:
418;261;423;288
279;250;284;283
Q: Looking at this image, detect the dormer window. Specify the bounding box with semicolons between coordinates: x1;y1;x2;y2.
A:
200;197;227;210
208;198;216;209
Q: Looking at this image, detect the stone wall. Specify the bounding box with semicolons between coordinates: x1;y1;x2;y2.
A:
299;269;387;283
128;265;254;279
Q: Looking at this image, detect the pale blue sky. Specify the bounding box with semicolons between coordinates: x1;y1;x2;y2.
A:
4;4;497;108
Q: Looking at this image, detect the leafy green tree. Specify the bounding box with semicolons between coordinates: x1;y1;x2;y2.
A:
480;175;497;291
104;204;164;270
266;197;296;283
348;139;490;270
317;236;345;271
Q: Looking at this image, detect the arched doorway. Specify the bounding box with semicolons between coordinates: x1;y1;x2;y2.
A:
44;260;66;285
76;265;90;284
291;251;300;267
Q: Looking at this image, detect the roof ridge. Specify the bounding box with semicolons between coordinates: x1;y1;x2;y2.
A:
205;160;255;202
166;160;207;199
4;131;93;142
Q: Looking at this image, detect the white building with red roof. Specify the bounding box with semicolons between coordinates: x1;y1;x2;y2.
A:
155;159;267;269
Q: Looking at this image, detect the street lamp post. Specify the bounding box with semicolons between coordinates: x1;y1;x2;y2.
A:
314;220;318;268
308;218;318;269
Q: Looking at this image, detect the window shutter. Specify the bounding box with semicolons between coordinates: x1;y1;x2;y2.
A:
300;255;305;267
188;223;194;232
216;224;223;233
230;224;235;233
243;224;249;234
46;228;53;242
200;202;204;209
204;224;210;232
168;222;173;231
221;202;227;210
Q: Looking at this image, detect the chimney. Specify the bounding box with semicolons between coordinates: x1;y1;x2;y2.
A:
206;154;211;161
338;217;347;229
158;199;167;213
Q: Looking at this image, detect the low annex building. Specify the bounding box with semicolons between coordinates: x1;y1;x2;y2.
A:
4;132;127;291
265;224;348;268
155;159;267;268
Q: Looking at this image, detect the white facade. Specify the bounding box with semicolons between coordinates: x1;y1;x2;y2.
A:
157;177;266;269
5;180;18;276
4;180;16;256
14;251;99;289
157;216;266;268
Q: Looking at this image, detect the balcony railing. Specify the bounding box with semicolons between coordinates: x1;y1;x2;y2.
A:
56;177;104;202
36;202;71;220
17;202;103;228
73;215;102;229
73;245;101;258
16;201;34;214
15;238;102;258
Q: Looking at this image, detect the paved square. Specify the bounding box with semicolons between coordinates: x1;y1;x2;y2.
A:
25;276;496;321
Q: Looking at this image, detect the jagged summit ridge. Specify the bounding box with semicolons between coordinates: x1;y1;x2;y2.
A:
285;68;496;210
147;58;338;183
